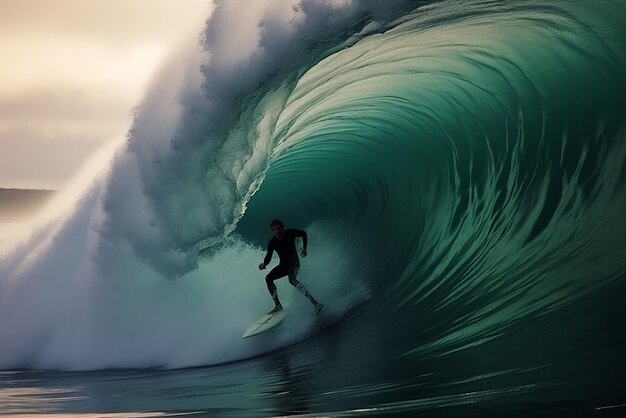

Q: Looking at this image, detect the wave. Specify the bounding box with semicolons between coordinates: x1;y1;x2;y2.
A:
1;0;625;384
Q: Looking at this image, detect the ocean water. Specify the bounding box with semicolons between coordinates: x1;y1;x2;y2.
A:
1;0;625;416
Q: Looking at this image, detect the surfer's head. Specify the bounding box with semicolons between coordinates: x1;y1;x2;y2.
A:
270;219;284;238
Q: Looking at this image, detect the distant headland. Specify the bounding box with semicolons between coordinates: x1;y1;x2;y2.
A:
0;188;56;218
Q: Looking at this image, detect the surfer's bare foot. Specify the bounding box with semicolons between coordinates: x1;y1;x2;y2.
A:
315;303;324;314
268;305;283;315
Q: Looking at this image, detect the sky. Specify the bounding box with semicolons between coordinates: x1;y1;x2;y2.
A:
0;0;210;190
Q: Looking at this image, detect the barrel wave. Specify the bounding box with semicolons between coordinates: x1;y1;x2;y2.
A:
1;0;625;414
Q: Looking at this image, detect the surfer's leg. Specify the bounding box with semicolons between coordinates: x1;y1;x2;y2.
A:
266;265;288;309
288;266;323;312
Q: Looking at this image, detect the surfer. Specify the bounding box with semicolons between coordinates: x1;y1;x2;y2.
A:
259;219;323;315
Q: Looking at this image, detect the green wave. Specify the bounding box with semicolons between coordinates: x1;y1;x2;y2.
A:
237;0;626;365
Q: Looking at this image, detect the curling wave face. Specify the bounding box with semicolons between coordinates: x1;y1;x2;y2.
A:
242;0;626;364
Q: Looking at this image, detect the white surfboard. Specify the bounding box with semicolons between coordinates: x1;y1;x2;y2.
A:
242;306;289;338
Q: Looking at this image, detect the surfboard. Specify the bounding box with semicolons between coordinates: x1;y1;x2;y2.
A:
242;307;289;338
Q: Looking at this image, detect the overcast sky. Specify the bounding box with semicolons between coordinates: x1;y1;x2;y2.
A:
0;0;210;190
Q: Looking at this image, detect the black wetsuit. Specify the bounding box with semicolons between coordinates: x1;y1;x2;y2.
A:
263;228;320;308
264;229;307;282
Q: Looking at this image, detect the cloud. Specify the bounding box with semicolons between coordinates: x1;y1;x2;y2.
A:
0;0;210;189
0;0;209;45
0;124;115;190
0;87;134;189
0;88;131;122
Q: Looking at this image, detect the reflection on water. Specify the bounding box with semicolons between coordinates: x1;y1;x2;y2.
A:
2;319;621;417
0;359;320;417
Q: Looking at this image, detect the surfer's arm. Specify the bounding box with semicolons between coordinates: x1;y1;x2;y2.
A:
296;229;308;257
261;243;274;267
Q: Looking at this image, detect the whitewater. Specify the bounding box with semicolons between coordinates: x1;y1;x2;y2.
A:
1;0;625;416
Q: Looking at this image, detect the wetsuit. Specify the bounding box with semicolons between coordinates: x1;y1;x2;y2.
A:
264;229;318;308
264;228;306;282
